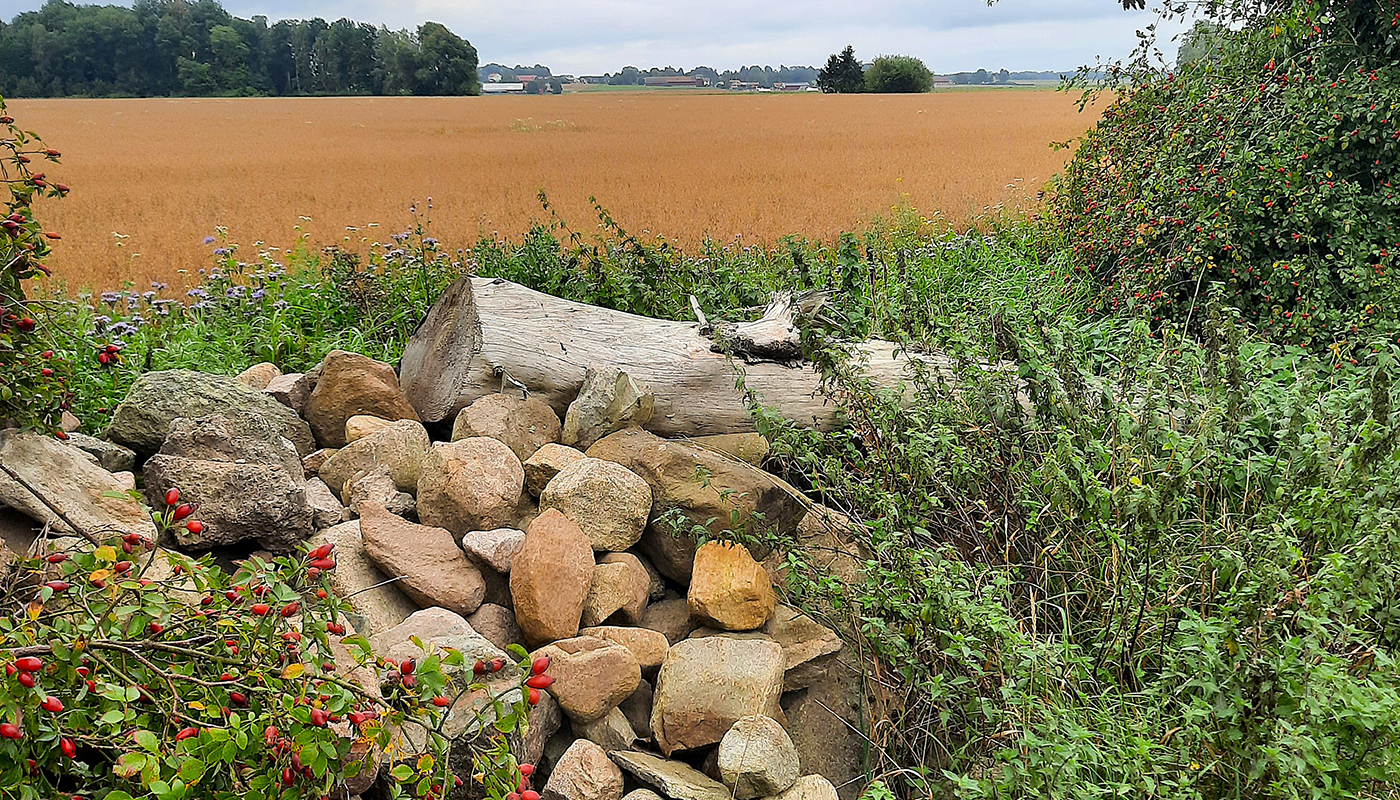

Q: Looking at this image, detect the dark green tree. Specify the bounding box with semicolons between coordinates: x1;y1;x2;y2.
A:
864;55;933;93
414;21;478;95
816;45;864;93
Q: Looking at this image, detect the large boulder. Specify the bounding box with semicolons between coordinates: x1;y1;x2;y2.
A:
318;419;431;497
586;429;804;583
539;458;651;552
543;739;624;800
780;657;869;800
581;556;649;627
0;430;158;543
531;636;640;724
608;751;731;800
717;715;799;798
562;365;655;450
651;637;785;756
359;502;486;617
108;369;315;457
764;606;842;688
688;541;776;631
510;509;595;646
302;350;419;449
452;393;562;462
579;625;670;671
305;519;417;636
417;438;526;535
141;414;312;550
689;433;770;467
304;477;348;529
524;443;587;497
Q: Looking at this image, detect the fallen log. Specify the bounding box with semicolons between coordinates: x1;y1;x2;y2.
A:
398;276;949;437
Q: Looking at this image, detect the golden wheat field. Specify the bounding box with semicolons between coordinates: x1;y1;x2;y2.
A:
11;89;1099;290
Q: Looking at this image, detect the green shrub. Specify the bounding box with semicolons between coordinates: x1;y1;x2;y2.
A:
864;56;933;94
1053;0;1400;353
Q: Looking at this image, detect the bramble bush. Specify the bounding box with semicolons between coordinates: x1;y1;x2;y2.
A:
1053;0;1400;353
0;489;551;799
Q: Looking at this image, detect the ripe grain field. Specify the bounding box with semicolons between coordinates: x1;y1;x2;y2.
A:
12;90;1099;290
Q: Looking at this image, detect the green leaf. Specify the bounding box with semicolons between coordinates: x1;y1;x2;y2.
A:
506;643;529;661
113;751;146;778
134;729;160;753
390;763;415;781
177;757;206;783
100;709;127;725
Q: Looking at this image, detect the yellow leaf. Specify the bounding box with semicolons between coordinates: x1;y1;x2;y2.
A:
216;618;236;627
90;569;112;583
94;546;117;562
188;701;205;710
281;663;305;680
26;600;43;620
1129;476;1142;486
417;754;435;772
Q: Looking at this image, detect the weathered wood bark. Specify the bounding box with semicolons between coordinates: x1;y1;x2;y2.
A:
399;276;942;437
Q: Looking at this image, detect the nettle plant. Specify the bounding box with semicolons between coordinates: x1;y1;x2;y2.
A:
0;490;549;800
1053;0;1400;355
0;95;73;433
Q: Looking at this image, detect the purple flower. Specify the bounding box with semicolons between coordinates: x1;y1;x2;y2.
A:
203;236;216;245
150;281;167;290
187;288;209;300
213;248;230;257
250;289;265;301
100;291;121;305
423;237;438;247
273;300;289;310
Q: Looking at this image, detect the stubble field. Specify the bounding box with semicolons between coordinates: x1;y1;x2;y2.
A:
11;89;1100;290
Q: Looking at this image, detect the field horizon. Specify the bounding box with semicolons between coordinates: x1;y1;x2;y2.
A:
13;90;1100;291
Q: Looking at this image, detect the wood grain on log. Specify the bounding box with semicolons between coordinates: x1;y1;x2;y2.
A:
400;277;943;437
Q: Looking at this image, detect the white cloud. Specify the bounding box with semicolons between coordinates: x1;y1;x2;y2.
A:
0;0;1192;74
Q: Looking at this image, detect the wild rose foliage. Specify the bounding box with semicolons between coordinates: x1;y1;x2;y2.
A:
1054;0;1400;354
0;96;72;433
0;492;545;800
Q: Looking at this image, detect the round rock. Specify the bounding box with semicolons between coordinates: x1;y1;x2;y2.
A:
718;715;800;798
540;457;651;552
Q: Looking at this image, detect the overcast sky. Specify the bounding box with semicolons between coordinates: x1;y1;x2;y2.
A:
0;0;1187;74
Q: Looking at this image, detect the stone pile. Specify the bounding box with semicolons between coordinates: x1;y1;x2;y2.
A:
0;350;870;800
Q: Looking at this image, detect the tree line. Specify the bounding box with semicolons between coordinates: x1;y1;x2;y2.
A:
817;46;933;93
0;0;480;97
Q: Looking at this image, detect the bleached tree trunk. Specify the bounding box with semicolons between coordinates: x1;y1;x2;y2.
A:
399;276;946;437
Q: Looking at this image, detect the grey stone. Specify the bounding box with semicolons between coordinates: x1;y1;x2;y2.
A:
540;458;651;552
639;593;697;645
302;350;419;449
63;432;135;473
781;657;869;800
562;365;654;450
461;528;526;573
369;607;508;674
574;707;636;752
718;715;799;798
765;776;840;800
651;637;785;755
0;429;158;543
109;369;314;457
306;520;417;637
344;468;415;518
608;751;730;800
543;739;624;800
417;438;528;536
319;419;431;498
467;603;522;651
305;477;348;529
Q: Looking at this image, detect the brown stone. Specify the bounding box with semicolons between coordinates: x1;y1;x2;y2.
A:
510;509;595;646
303;350;419;449
236;362;282;390
540;458;652;552
344;414;395;443
688;541;776;631
639;592;696;645
650;637;784;755
524;442;587;497
264;371;314;414
531;636;640;724
581;555;649;627
543;739;624;800
452;393;562;462
688;433;770;466
417;438;527;535
359;502;485;617
578;625;670;670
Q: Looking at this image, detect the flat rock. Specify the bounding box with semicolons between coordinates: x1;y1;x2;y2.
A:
236;361;282;390
579;625;670;670
369;607;509;674
467;603;522;651
582;557;649;627
303;350;419;449
524;443;587;497
688;541;776;631
63;432;135;473
452;393;562;462
531;636;640;724
651;637;785;755
540;458;651;552
305;477;348;529
543;739;624;800
109;369;314;457
766;776;840;800
345;414;397;444
461;528;526;573
765;606;842;683
510;509;595;646
417;437;526;535
623;791;663;800
306;520;417;636
563;365;655;450
0;429;158;543
359;502;486;617
608;751;731;800
587;428;803;583
718;715;800;798
319;419;431;497
781;657;869;800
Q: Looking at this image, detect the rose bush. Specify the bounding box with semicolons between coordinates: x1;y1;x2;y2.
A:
1052;0;1400;354
0;490;545;799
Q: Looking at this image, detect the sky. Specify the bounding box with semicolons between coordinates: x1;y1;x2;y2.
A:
0;0;1190;75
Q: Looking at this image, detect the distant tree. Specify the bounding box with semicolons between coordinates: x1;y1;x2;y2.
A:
547;77;563;94
817;45;865;93
864;55;933;93
412;21;479;95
